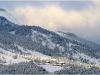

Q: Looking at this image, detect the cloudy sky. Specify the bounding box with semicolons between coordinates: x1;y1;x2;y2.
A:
0;0;100;45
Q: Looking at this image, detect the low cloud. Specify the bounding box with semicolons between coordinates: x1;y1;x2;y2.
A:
12;1;100;44
13;4;87;30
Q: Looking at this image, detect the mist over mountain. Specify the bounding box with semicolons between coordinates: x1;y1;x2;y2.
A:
0;8;20;24
0;8;100;74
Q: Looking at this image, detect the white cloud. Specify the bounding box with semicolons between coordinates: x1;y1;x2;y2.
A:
13;4;88;30
12;1;100;44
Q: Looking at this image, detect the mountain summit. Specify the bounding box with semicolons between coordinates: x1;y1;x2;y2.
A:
0;8;6;11
0;8;20;24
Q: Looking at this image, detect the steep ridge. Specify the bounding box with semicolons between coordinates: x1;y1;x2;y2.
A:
0;8;20;24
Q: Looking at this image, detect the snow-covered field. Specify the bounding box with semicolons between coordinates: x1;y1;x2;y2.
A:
0;48;29;65
0;45;63;72
40;64;63;72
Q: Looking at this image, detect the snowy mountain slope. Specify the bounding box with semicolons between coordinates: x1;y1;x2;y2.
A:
56;31;100;50
0;16;19;32
0;47;29;65
0;8;20;24
31;30;100;63
0;8;100;66
11;24;100;64
73;52;100;64
15;44;51;58
0;15;100;65
31;30;60;50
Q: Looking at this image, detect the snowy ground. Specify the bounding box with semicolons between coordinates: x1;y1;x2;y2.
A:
40;64;63;72
0;48;29;65
0;44;52;65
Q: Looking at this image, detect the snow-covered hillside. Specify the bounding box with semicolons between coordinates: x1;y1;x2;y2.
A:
31;29;65;51
56;31;100;50
73;52;100;64
0;48;29;65
0;8;20;24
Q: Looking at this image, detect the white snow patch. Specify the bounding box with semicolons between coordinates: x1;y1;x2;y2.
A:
40;64;63;72
0;48;15;56
9;57;29;64
59;46;64;51
68;43;73;47
55;31;65;37
16;45;28;53
9;31;16;34
1;54;29;65
42;41;46;46
0;48;29;65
